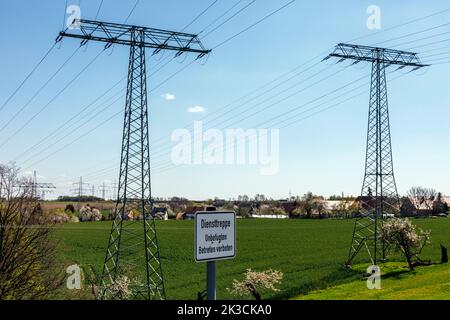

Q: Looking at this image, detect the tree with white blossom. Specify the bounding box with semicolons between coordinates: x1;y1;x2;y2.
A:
382;218;431;270
228;269;283;300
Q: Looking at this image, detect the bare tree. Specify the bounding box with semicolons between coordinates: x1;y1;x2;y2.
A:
0;164;62;300
299;192;325;218
407;187;437;213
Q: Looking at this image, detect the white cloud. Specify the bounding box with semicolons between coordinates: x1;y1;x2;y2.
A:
162;93;176;101
188;105;205;113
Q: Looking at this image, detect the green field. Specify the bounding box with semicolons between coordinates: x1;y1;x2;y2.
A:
295;262;450;300
52;218;450;300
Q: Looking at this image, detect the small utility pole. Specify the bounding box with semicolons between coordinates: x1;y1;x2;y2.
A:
99;182;109;200
16;171;55;200
72;177;88;208
112;180;117;201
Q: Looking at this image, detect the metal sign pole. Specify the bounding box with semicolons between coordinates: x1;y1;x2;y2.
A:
206;261;216;300
196;211;236;300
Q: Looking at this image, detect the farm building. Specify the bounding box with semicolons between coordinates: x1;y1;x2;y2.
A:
178;205;217;220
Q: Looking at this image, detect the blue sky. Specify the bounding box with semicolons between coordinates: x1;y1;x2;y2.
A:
0;0;449;200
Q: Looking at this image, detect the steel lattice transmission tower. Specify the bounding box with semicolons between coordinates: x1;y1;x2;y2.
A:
58;19;210;299
16;171;55;200
325;43;428;266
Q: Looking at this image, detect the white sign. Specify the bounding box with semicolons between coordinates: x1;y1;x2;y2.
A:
195;211;236;262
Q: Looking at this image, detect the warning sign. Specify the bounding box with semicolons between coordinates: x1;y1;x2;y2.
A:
195;211;236;262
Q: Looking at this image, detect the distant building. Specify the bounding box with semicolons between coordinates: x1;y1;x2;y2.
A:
280;201;296;217
443;197;450;206
180;205;217;220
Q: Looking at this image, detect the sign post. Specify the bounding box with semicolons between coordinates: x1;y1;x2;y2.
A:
206;261;216;300
195;211;236;300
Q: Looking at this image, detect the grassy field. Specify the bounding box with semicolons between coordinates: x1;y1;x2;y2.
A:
295;262;450;300
41;201;116;212
52;218;450;300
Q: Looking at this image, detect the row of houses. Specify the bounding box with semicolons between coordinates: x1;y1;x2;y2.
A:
162;196;450;220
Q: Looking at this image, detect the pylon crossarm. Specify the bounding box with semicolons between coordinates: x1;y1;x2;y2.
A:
58;19;211;57
326;43;429;68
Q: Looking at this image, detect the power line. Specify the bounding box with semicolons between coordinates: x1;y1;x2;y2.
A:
390;30;450;49
212;0;297;50
151;49;440;174
149;63;344;163
0;46;79;134
373;22;450;46
13;55;171;162
421;50;450;59
0;49;104;150
167;24;450;152
150;53;327;151
19;91;123;165
419;44;450;54
20;52;202;169
58;8;448;181
15;2;248;170
18;0;248;163
406;36;450;51
64;7;449;184
124;0;140;24
151;71;369;172
61;10;446;181
198;0;243;35
201;0;257;39
13;0;175;159
350;7;450;43
0;43;57;115
23;108;122;170
181;0;219;32
62;0;69;30
22;1;442;184
50;54;326;182
152;71;408;174
95;0;104;20
13;76;126;161
125;0;297;152
76;61;337;179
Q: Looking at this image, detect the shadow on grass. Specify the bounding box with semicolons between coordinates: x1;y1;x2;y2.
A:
382;269;413;280
270;265;361;300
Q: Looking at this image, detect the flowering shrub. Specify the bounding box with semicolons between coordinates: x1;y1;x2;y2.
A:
92;275;137;300
107;275;133;300
69;215;80;223
228;269;283;300
91;208;102;221
46;209;75;224
79;206;91;222
79;206;102;222
258;204;286;216
382;218;431;270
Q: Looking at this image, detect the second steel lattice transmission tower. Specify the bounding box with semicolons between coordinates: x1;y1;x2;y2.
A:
325;44;428;266
58;20;210;299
